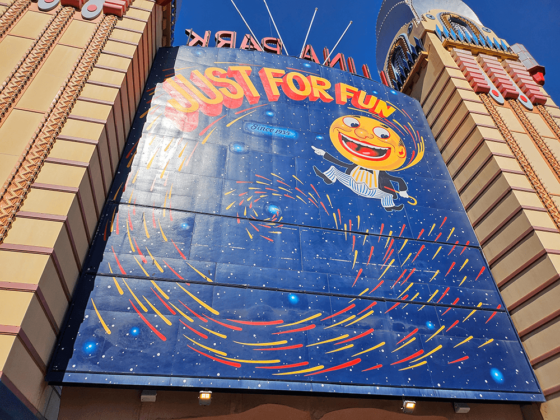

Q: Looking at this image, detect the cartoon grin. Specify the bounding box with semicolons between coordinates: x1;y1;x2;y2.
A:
338;131;391;161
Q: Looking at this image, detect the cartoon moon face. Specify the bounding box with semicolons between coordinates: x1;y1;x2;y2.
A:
329;116;407;170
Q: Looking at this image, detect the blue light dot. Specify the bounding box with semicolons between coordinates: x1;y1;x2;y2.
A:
83;341;97;354
391;90;398;95
265;111;275;117
426;321;435;330
373;91;378;95
130;327;140;337
233;143;245;153
194;50;204;56
303;63;311;68
315;135;324;141
267;204;281;215
181;223;190;230
288;294;299;304
490;368;504;383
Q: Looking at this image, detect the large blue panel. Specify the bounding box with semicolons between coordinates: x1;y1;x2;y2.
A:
47;47;543;402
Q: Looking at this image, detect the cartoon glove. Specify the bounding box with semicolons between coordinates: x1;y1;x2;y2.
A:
399;190;409;198
311;146;326;156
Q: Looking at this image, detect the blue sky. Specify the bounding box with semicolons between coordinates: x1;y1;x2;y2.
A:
173;0;559;101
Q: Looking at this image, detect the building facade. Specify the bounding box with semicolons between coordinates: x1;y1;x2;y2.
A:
0;1;557;420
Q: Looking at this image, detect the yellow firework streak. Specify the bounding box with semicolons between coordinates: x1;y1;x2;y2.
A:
428;223;435;236
128;190;134;203
278;187;291;193
226;109;258;127
378;259;395;280
91;299;111;334
479;338;494;348
401;253;412;266
398;239;408;253
446;227;455;241
201;127;216;144
432;246;442;260
426;325;445;342
363;229;369;245
333;213;338;229
292;175;303;184
391;337;416;353
357;216;360;229
151;280;169;299
113;184;123;200
349;288;369;303
226;201;235;210
326;344;354;354
146;115;160;131
184;335;226;356
225;189;235;195
148;135;156;145
454;336;473;348
459;276;467;286
108;263;124;295
176;282;219;315
325;315;355;329
463;302;482;322
170;303;194;322
146;147;159;169
178;141;188;158
132;169;139;184
418;290;439;311
385;232;393;247
146;248;164;272
273;365;324;375
163;191;168;217
296;195;307;205
160;160;170;179
271;173;284;180
246;228;253;239
219;356;280;364
327;194;333;208
164;138;174;151
429;270;439;282
397;283;413;298
234;341;287;346
307;335;349;346
126;222;135;252
278;313;322;328
352;250;357;268
256;181;270;185
158;219;168;241
346;310;374;326
402;292;419;308
143;296;172;325
143;214;150;239
200;325;227;339
411;345;442;363
460;259;469;271
352;342;385;357
123;279;148;312
134;256;150;277
399;361;427;371
185;262;214;283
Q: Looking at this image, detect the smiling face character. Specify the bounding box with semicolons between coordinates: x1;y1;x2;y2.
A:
329;115;406;171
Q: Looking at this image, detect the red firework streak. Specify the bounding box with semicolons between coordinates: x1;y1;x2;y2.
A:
445;262;456;276
391;349;424;365
485;304;502;324
402;268;416;285
170;239;187;259
362;364;383;372
392;270;407;288
272;324;315;335
187;345;241;368
179;301;208;322
204;315;242;331
440;217;447;229
352;235;356;251
399;224;406;236
446;320;459;332
112;246;126;274
180;320;207;339
385;296;407;313
460;241;470;255
442;297;460;315
256;362;308;369
130;300;167;341
162;259;186;281
367;246;374;265
436;287;450;303
368;281;384;295
321;304;355;321
378;223;384;241
396;328;418;345
411;245;424;263
352;269;363;287
448;241;459;255
304;358;361;376
152;287;176;314
336;328;374;344
383;239;394;260
475;266;486;281
228;319;283;326
448;356;469;364
417;228;424;239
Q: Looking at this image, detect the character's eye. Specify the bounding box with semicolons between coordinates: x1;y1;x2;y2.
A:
374;127;390;139
343;117;360;128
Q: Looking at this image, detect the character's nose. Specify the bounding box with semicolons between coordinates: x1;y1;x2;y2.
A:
354;128;374;139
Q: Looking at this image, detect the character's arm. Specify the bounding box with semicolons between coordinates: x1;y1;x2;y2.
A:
386;174;408;194
311;146;353;169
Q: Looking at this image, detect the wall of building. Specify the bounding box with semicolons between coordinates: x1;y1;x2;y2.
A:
0;0;168;417
388;11;560;418
57;387;537;420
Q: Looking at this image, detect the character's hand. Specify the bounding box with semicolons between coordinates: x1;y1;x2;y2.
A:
399;190;409;198
312;146;326;156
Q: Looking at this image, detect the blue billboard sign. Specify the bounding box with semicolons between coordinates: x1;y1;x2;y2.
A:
48;47;543;402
